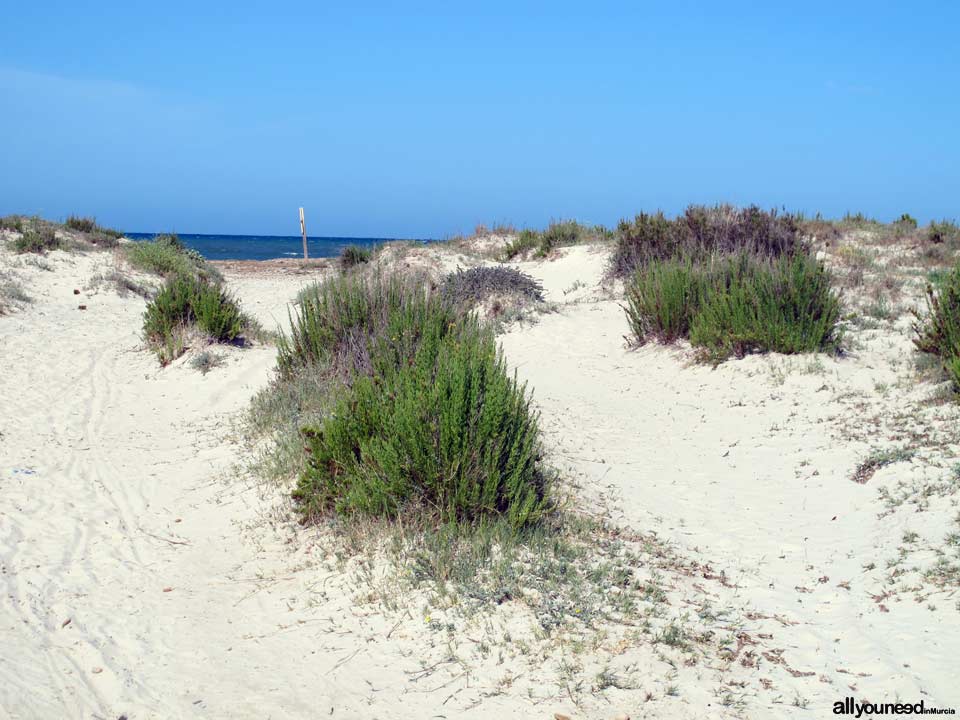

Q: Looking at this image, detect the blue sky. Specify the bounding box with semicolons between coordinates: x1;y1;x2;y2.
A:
1;2;957;237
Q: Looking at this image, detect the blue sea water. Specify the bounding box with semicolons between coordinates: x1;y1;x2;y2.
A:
125;232;433;261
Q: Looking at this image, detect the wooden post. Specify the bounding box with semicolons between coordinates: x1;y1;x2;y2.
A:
299;207;309;260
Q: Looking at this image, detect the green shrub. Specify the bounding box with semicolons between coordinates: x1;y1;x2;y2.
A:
124;233;220;281
625;252;842;363
12;227;61;254
295;316;547;527
927;220;960;247
278;274;459;379
65;215;96;233
143;274;248;364
624;257;709;343
500;229;542;260
0;215;25;233
913;264;960;390
193;282;245;341
338;244;373;270
689;253;843;363
499;221;607;261
896;213;918;230
612;205;803;277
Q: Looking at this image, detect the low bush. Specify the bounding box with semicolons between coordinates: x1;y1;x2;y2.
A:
624;257;708;343
143;273;250;364
913;263;960;391
65;215;96;233
500;221;608;261
338;244;373;270
193;282;245;341
295;310;547;527
0;215;25;233
500;229;541;260
688;253;843;363
278;273;459;380
124;233;221;282
12;227;61;254
927;220;960;247
441;266;544;309
612;205;803;277
626;252;842;363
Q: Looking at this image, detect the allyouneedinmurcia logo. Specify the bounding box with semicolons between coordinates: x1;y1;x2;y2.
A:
833;697;956;716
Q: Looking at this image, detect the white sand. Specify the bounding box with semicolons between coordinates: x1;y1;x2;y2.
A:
1;242;958;719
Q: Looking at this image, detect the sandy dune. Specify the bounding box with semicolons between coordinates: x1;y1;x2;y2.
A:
1;242;958;718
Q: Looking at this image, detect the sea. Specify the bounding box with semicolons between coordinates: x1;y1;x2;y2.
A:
125;232;433;261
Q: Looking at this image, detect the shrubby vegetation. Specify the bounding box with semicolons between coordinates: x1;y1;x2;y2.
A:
134;234;255;364
500;220;611;261
913;263;960;392
12;226;62;254
124;233;221;282
440;265;544;310
269;273;549;528
621;206;841;362
612;204;803;278
338;244;373;271
928;220;960;247
142;272;254;365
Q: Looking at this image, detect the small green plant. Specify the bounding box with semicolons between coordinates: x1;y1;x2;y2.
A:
927;220;960;247
913;263;960;391
0;275;31;314
499;221;605;261
12;227;61;254
142;274;249;364
338;244;373;270
852;447;916;484
65;215;96;233
0;215;25;233
190;350;225;375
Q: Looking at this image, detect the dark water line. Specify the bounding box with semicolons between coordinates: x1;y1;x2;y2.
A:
125;232;435;261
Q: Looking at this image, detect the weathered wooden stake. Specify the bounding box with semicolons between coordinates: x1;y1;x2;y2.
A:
299;207;309;260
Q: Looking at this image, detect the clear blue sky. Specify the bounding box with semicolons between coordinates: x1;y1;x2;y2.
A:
1;2;957;237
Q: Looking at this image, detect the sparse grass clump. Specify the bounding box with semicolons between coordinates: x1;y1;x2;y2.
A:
913;263;960;393
0;274;31;314
190;350;225;375
500;221;608;261
440;266;544;310
852;447;916;484
338;244;373;271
